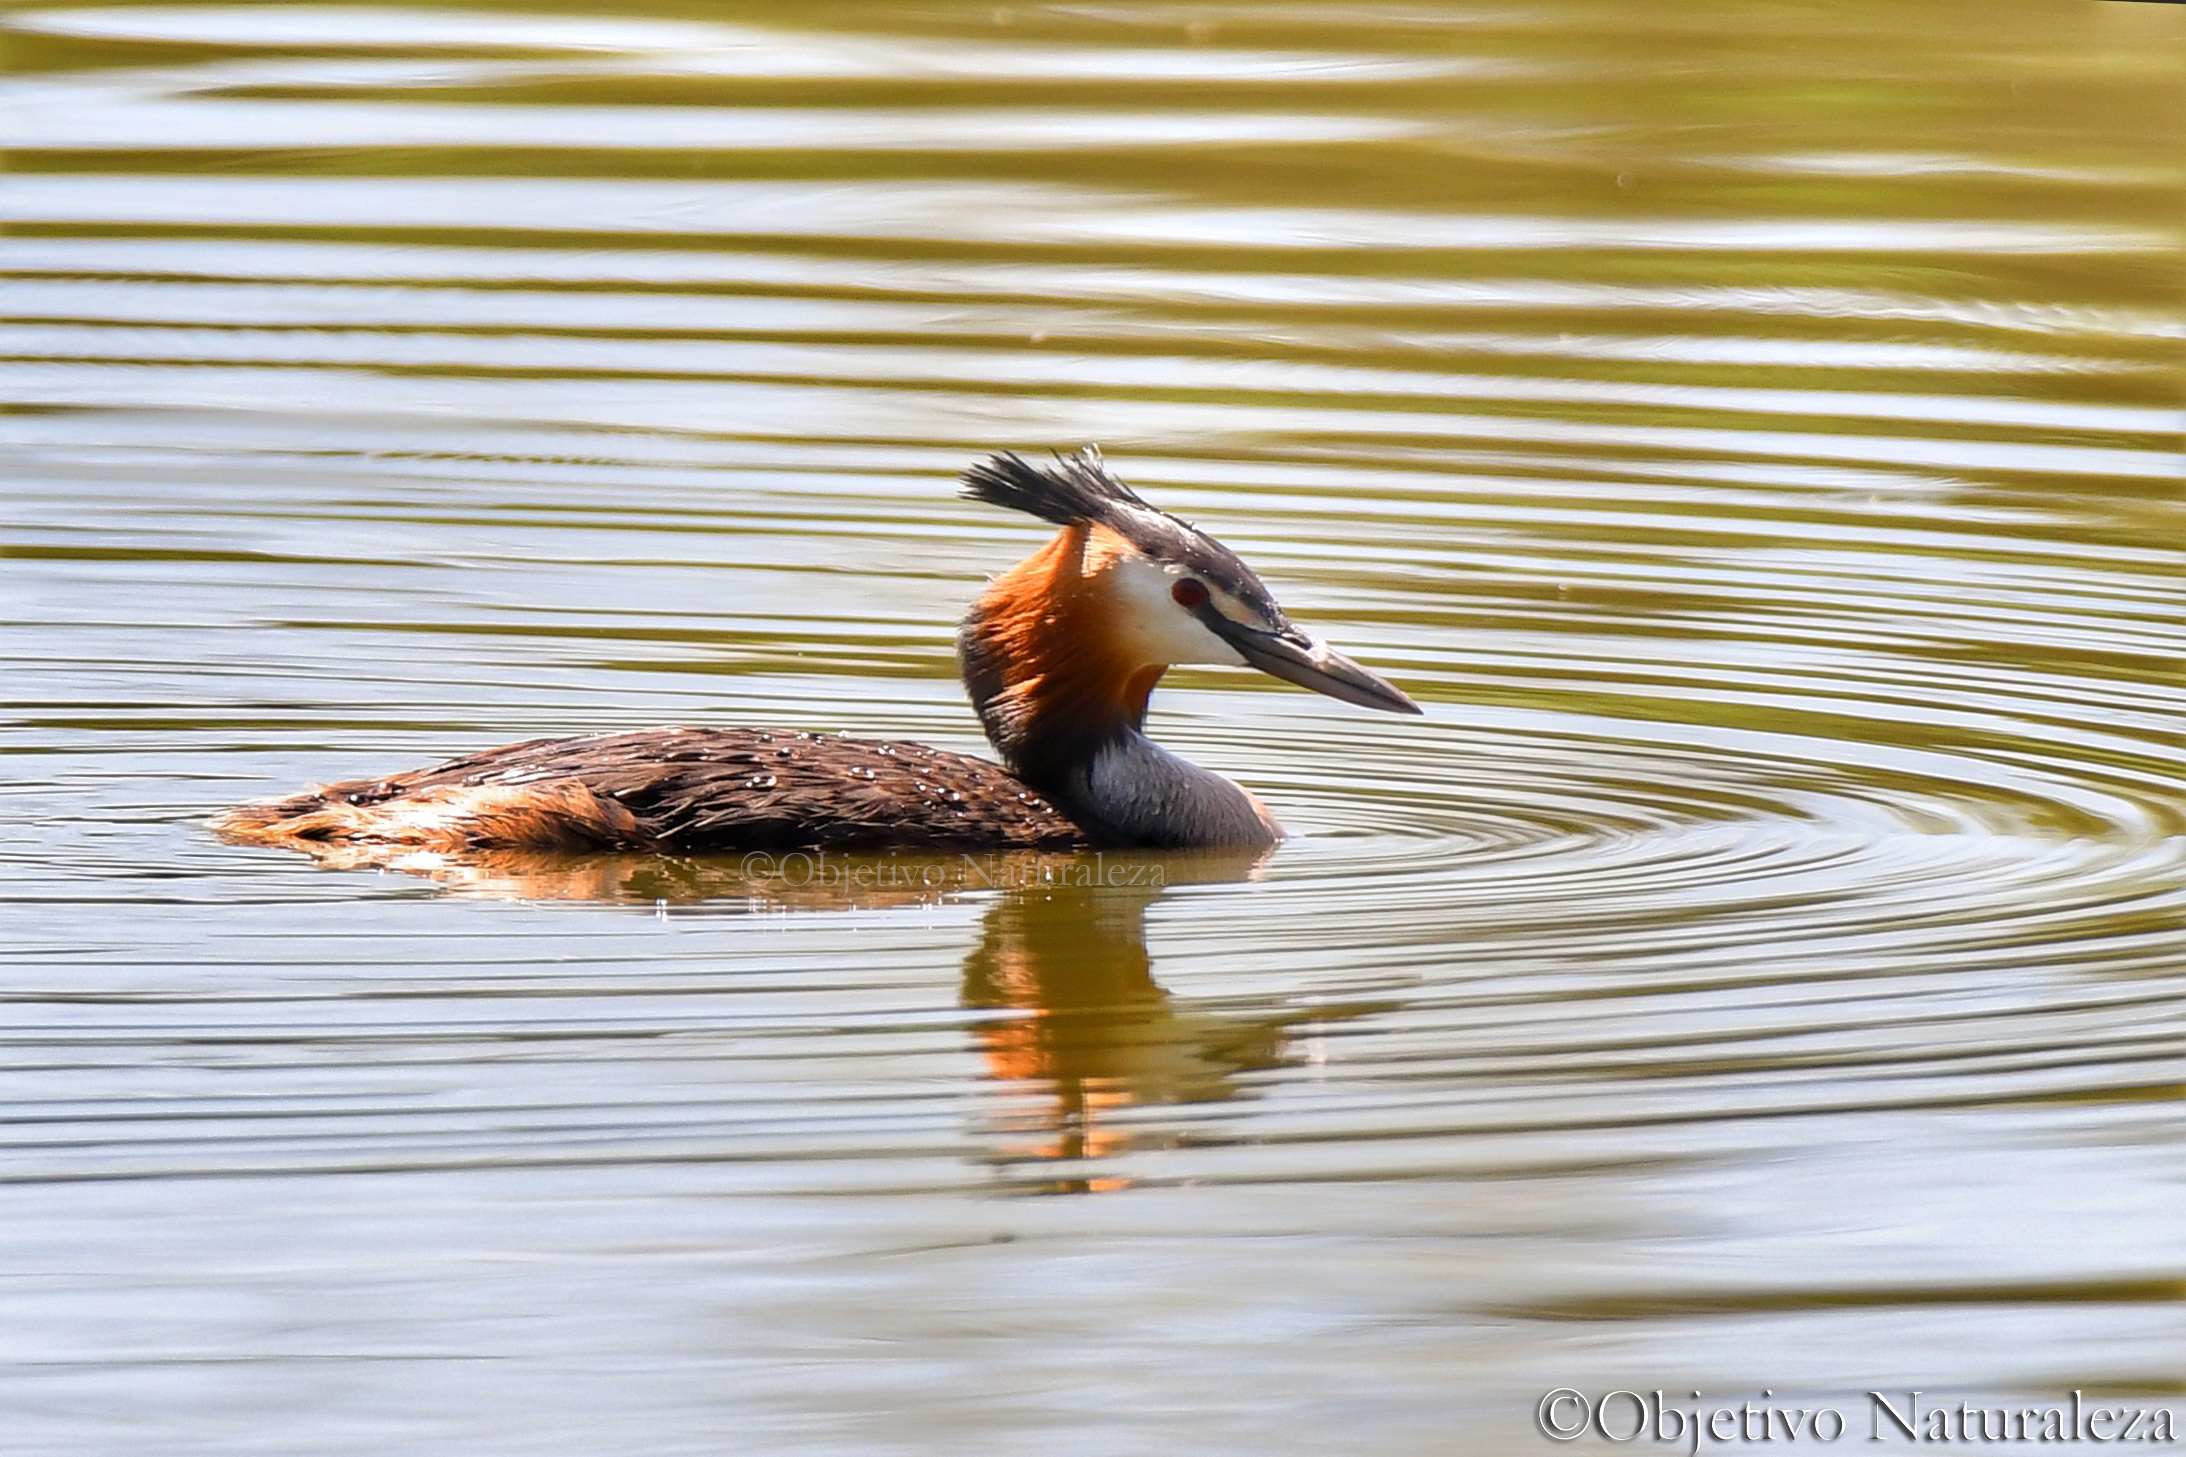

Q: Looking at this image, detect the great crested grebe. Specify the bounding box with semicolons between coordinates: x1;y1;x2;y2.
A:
212;448;1420;856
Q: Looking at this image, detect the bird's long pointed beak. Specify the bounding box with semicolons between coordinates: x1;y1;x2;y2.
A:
1196;608;1421;715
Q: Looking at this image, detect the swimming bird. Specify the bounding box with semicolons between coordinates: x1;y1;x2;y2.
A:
212;448;1419;856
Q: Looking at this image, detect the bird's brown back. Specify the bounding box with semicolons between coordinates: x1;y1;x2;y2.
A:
212;726;1089;853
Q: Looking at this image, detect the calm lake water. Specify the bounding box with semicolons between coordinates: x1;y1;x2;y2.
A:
4;0;2184;1451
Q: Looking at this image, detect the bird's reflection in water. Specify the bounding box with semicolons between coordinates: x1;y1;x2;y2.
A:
959;858;1297;1194
263;840;1337;1193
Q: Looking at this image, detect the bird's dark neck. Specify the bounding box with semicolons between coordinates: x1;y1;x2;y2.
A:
957;527;1277;849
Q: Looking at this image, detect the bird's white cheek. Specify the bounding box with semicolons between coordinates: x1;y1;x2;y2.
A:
1107;558;1248;667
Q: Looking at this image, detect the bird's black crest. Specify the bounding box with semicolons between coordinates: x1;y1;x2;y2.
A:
959;446;1287;626
960;446;1149;529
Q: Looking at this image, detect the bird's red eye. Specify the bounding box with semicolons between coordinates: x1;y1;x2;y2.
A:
1171;577;1209;609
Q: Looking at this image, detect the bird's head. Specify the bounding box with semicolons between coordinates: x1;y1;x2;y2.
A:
959;448;1420;737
